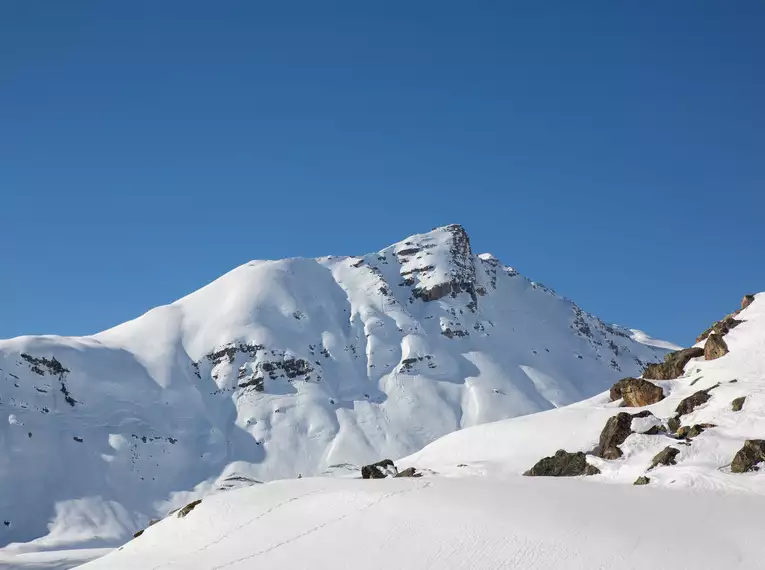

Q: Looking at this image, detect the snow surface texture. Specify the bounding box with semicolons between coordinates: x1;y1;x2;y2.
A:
0;224;672;562
79;475;764;570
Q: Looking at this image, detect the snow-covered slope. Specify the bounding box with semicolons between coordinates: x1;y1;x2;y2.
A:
0;224;671;555
71;293;765;570
78;475;764;570
406;293;765;491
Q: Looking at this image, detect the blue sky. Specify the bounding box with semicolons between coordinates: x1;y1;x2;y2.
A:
1;1;763;345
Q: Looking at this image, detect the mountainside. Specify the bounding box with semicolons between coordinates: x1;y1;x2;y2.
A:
404;293;764;490
74;293;765;570
0;224;672;555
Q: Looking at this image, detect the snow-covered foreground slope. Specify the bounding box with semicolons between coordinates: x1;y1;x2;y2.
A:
406;293;765;491
80;476;763;570
65;293;765;570
0;224;673;558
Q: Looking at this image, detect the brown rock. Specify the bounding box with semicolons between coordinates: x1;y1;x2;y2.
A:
524;450;600;477
741;294;755;311
696;314;742;343
177;499;202;518
731;440;765;473
732;396;746;412
634;476;650;485
643;348;704;380
595;412;633;459
677;423;716;440
649;447;680;470
667;416;681;434
704;333;729;360
609;378;664;407
675;386;718;416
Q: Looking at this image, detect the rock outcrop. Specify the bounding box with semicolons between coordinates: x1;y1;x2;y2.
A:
609;378;664;407
741;294;755;311
677;423;715;440
361;459;397;479
732;396;746;412
649;447;680;470
675;386;717;416
696;315;742;343
731;440;765;473
704;333;729;360
634;476;650;486
177;499;202;518
642;347;704;380
524;450;600;477
594;413;633;459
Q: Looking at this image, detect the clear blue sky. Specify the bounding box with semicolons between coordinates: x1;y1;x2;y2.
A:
2;1;763;346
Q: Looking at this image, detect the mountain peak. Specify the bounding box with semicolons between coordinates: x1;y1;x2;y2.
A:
382;223;476;304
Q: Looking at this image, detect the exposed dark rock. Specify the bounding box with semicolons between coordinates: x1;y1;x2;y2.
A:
642;424;667;436
361;459;397;479
631;410;655;419
609;378;664;407
677;423;716;440
704;333;729;360
696;315;742;343
177;499;202;518
675;386;718;416
667;416;681;434
634;476;650;485
523;450;600;477
132;519;160;539
395;467;422;478
731;440;765;473
72;436;83;443
742;294;755;311
649;447;680;470
642;347;704;380
595;412;633;459
732;396;746;412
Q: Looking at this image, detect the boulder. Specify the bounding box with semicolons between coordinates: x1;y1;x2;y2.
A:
609;378;664;407
642;347;704;380
675;386;717;416
677;423;716;440
633;476;650;486
732;396;746;412
731;440;765;473
595;412;633;459
667;416;681;434
361;459;397;479
696;314;742;343
649;447;680;470
704;333;729;360
177;499;202;518
741;294;755;311
524;450;600;477
394;467;422;478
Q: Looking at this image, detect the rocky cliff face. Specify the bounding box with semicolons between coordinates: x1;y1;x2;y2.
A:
0;224;672;549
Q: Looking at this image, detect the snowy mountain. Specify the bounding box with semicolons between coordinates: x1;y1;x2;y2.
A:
405;293;765;489
75;293;765;570
0;224;672;561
